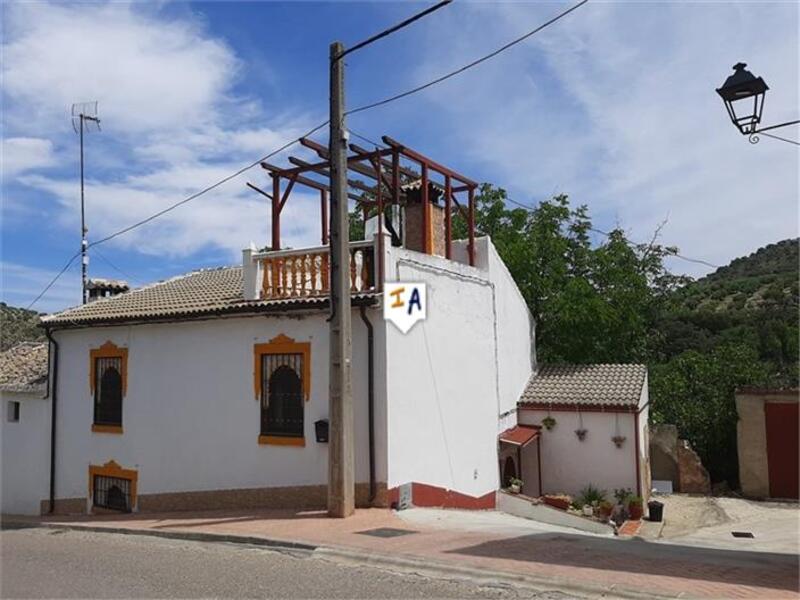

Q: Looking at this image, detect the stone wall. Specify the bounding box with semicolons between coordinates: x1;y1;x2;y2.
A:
649;423;710;494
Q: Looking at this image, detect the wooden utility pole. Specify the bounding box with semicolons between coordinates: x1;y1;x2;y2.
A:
327;41;355;518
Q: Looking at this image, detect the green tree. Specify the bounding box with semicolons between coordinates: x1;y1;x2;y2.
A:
650;343;771;486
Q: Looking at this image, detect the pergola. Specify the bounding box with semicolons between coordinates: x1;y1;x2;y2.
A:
252;136;479;268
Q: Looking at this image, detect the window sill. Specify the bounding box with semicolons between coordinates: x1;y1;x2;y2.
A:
92;424;123;434
258;435;305;447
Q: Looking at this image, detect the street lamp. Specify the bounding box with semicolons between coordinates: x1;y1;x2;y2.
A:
716;63;799;144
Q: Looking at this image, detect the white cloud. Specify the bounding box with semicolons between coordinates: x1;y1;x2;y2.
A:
2;2;239;136
1;137;56;178
412;2;799;277
2;2;324;262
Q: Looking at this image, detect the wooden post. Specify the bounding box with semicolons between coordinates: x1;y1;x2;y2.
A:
444;175;452;260
327;41;355;519
468;185;475;266
421;163;430;255
272;175;281;251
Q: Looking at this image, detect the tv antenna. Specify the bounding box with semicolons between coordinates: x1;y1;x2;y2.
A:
71;102;101;304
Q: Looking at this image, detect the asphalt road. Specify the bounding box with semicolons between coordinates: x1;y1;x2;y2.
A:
0;528;573;599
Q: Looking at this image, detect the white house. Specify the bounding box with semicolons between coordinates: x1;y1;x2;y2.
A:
22;232;531;515
1;342;50;515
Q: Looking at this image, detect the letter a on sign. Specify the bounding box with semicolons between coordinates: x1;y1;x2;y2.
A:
384;282;427;333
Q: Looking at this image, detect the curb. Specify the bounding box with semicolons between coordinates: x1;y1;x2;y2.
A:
4;520;680;599
2;520;317;553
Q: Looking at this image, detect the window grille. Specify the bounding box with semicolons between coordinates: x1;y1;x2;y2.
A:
261;353;304;438
92;475;132;512
94;357;122;426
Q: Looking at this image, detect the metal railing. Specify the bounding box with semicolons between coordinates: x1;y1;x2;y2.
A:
256;240;376;299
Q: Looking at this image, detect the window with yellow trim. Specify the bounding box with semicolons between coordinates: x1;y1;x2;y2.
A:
90;342;128;430
88;460;137;512
254;335;310;443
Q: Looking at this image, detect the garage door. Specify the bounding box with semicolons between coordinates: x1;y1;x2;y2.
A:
765;402;799;499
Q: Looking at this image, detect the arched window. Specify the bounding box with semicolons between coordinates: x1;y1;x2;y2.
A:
261;363;304;438
95;359;122;426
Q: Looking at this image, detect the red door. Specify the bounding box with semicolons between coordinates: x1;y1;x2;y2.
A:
765;402;799;499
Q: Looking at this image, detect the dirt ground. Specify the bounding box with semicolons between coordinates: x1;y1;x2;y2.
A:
646;493;800;554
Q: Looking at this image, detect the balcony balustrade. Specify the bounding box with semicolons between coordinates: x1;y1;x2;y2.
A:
257;240;376;300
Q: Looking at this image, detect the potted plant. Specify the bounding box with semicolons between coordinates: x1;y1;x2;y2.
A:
612;435;626;448
627;495;644;520
542;416;557;430
575;428;588;441
508;478;523;494
597;500;614;520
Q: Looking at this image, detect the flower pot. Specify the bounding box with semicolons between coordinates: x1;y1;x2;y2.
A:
582;505;594;517
509;484;520;494
628;503;643;520
543;495;571;511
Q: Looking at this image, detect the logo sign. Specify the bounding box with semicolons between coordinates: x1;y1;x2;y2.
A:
383;282;427;334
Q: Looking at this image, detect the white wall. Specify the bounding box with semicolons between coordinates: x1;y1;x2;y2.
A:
49;309;385;504
518;409;638;497
1;390;50;514
384;238;533;500
484;239;536;417
637;376;650;499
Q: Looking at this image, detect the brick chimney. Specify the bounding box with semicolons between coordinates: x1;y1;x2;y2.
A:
403;181;445;256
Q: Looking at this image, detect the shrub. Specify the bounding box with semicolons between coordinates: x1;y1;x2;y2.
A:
577;484;607;507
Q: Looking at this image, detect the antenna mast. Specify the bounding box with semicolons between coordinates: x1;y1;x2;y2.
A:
71;102;101;304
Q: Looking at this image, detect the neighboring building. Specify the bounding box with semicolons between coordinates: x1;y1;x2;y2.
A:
1;342;50;514
736;387;799;500
502;364;650;500
86;278;129;302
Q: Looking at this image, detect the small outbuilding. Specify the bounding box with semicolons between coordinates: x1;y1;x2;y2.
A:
736;387;799;500
505;364;650;500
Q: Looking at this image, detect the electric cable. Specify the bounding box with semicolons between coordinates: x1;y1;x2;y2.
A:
346;0;589;116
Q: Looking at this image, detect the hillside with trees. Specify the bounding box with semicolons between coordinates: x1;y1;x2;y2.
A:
0;303;45;351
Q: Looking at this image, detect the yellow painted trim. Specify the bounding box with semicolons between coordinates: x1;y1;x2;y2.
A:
253;334;311;402
258;435;306;447
91;424;124;434
89;341;129;397
88;460;138;509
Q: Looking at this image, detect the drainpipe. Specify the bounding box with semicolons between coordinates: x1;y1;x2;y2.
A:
358;305;376;504
45;328;59;514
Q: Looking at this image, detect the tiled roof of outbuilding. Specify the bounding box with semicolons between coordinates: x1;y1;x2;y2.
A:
519;364;647;408
0;342;48;394
42;266;377;327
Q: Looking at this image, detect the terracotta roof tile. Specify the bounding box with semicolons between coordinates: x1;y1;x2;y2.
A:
42;266;377;327
0;342;48;393
519;364;647;408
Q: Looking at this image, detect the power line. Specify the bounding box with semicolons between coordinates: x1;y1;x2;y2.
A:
26;253;81;310
502;194;721;270
92;248;143;286
26;121;329;310
346;0;589;116
348;129;385;148
758;131;800;146
338;0;453;59
88;121;329;249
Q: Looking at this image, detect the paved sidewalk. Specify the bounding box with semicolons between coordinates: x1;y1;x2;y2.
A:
5;507;798;599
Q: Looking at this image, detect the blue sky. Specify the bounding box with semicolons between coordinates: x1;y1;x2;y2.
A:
2;1;798;313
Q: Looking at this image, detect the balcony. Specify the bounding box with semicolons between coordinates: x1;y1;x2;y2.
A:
245;239;377;301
